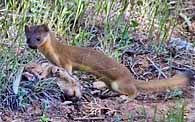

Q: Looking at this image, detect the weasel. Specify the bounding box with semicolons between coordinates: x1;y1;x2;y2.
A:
25;24;194;98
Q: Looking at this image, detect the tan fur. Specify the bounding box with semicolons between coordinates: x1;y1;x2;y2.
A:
135;74;189;91
25;24;192;98
50;66;81;97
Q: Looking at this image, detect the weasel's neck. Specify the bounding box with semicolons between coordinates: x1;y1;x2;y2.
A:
39;32;59;51
38;32;60;65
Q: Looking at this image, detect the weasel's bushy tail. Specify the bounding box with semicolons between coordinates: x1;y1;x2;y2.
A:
135;71;194;91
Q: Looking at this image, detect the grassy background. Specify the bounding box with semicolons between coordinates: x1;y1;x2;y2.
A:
0;0;180;89
0;0;193;121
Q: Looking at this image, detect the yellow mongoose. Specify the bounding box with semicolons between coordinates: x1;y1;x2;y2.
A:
25;24;193;98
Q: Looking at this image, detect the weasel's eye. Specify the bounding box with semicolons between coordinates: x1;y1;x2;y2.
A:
37;38;41;42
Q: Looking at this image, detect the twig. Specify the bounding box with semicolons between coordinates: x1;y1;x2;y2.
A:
130;60;139;78
146;56;167;79
172;62;195;72
179;13;191;28
74;117;104;121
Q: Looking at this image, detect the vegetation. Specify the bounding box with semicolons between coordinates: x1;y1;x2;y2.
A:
0;0;194;121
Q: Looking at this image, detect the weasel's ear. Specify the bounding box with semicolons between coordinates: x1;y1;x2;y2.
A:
40;24;49;32
24;25;30;33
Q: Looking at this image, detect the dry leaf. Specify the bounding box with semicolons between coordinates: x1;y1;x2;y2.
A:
13;66;24;94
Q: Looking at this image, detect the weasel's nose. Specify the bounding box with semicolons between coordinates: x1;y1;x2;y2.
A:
28;44;37;49
26;39;37;49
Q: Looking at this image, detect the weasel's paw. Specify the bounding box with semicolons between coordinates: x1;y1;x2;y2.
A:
63;85;82;98
57;80;82;98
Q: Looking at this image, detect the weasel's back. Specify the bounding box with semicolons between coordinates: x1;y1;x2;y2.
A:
69;46;132;80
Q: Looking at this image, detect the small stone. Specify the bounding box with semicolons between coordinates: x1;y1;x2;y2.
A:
93;81;106;89
62;101;73;105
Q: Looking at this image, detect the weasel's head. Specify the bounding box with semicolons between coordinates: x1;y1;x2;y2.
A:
25;24;50;49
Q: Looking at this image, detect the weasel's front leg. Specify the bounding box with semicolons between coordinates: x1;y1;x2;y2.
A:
50;66;82;98
56;79;81;98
